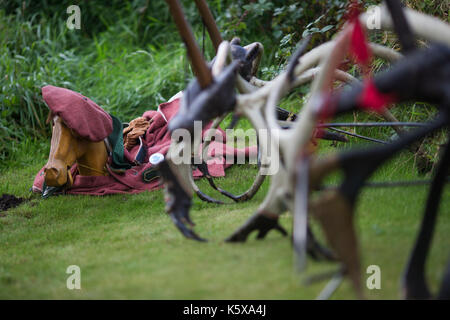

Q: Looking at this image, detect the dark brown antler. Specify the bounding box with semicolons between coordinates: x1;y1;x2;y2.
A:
385;0;416;54
402;135;450;299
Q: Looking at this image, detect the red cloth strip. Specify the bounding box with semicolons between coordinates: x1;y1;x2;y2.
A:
350;19;372;67
358;79;397;113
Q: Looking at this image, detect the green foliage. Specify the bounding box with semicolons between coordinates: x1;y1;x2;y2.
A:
216;0;348;77
406;0;449;21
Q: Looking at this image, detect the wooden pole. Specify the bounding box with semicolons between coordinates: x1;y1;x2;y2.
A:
165;0;213;88
194;0;223;51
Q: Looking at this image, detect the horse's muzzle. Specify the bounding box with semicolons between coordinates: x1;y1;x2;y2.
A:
44;166;68;187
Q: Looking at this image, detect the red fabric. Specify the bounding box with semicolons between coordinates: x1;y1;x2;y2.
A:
350;19;372;67
32;98;257;196
42;85;113;142
357;79;397;113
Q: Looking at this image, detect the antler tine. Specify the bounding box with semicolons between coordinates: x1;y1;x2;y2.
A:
286;35;312;83
194;0;223;52
165;0;213;88
384;0;416;53
211;41;231;76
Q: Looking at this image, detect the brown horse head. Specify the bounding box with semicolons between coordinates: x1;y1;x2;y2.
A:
44;115;109;187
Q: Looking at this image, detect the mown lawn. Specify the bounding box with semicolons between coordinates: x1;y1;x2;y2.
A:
1;139;449;300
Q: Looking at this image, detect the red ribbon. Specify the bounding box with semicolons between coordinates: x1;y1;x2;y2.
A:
358;78;397;112
347;4;398;113
350;19;372;67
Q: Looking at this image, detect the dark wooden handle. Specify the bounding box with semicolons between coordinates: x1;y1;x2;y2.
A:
165;0;213;88
194;0;223;51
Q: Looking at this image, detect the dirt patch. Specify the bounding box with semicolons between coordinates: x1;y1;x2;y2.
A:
0;194;26;213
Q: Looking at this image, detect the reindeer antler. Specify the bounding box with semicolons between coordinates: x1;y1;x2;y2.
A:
385;0;416;53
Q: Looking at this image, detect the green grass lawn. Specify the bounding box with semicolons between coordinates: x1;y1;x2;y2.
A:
1;140;449;300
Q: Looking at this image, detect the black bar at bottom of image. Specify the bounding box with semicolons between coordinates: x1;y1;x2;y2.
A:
0;300;448;317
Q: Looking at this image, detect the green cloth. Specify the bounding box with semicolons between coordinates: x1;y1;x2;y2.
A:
107;114;132;170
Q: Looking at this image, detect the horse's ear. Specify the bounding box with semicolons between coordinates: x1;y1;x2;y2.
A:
46;111;53;125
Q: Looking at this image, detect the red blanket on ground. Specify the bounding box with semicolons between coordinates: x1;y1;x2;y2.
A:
32;95;256;195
